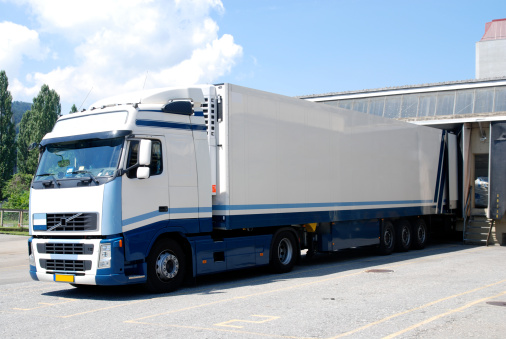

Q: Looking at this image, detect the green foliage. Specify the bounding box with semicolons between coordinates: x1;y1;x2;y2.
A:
0;70;17;200
12;101;31;134
1;173;32;210
16;109;34;175
17;84;61;175
70;104;78;114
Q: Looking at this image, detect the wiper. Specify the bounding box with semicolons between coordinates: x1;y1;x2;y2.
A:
36;173;60;187
71;170;100;184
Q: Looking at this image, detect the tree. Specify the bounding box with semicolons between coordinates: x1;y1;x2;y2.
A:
70;104;78;114
1;173;32;210
0;70;16;200
17;84;61;175
16;110;33;175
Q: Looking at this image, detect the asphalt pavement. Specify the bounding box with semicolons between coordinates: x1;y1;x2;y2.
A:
1;234;506;338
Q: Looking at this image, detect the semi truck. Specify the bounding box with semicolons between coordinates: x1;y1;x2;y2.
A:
28;84;458;293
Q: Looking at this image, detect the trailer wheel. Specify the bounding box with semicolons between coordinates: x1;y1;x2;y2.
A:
412;219;428;250
270;231;297;273
395;219;412;252
145;238;186;293
378;221;395;255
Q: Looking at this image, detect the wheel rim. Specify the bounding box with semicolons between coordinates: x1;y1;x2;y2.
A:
155;251;179;282
401;226;411;246
384;229;393;248
278;238;293;265
417;225;426;243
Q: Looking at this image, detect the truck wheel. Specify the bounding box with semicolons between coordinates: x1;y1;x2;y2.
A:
145;238;186;293
412;219;428;250
270;231;297;273
378;221;395;255
395;219;412;252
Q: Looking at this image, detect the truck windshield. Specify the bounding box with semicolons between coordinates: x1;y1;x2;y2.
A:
35;137;124;182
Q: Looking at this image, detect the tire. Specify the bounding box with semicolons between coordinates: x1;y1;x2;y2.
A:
145;238;186;293
378;221;395;255
412;219;428;250
395;219;412;252
270;230;297;273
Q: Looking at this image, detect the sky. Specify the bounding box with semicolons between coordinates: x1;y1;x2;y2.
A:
1;0;505;114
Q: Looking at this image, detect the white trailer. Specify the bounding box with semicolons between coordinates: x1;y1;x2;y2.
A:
28;84;457;292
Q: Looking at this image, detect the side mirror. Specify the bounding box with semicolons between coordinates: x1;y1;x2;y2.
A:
137;167;150;179
138;139;152;166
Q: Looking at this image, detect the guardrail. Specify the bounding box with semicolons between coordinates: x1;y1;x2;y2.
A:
0;209;29;227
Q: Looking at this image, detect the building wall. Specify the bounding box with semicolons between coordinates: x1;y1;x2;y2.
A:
476;39;506;79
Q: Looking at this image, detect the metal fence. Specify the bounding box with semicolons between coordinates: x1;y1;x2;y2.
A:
0;209;29;227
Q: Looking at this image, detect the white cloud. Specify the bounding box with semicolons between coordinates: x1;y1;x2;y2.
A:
3;0;242;112
0;21;49;78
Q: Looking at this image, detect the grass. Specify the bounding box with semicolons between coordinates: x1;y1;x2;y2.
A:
0;227;30;236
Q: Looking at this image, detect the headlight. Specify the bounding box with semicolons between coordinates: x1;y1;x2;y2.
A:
98;243;111;268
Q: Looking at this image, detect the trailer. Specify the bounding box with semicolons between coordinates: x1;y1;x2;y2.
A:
28;84;458;292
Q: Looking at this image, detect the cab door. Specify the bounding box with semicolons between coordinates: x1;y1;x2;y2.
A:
121;136;169;261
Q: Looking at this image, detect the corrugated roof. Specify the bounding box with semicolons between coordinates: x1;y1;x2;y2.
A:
480;18;506;41
297;76;506;99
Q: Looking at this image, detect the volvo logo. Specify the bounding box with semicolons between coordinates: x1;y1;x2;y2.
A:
47;213;82;231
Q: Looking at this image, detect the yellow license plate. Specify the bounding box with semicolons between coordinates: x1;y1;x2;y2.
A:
54;274;75;283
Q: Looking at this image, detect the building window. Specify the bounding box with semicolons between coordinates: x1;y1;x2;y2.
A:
418;94;436;117
455;89;474;115
494;86;506;112
384;96;402;119
435;91;455;116
400;94;418;118
474;88;494;113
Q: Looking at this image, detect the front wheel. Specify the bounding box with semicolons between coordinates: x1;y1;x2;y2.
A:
145;238;186;293
270;230;297;273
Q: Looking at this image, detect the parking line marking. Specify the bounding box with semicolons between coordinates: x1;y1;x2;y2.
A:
383;290;506;339
13;298;77;311
126;245;481;325
215;315;280;328
328;278;506;338
60;299;151;318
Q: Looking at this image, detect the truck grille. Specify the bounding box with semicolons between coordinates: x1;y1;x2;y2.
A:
46;213;98;231
40;259;92;272
37;243;94;255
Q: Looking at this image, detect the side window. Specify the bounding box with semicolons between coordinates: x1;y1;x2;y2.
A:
126;140;163;179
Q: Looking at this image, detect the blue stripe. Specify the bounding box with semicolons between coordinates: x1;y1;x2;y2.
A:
123;210;168;226
212;200;434;211
122;207;211;226
213;205;437;230
434;130;446;203
136;119;206;131
139;109;205;118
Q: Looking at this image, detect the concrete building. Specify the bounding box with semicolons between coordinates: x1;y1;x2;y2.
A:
476;18;506;79
300;19;506;246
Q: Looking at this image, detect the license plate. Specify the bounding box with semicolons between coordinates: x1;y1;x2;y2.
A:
54;274;75;283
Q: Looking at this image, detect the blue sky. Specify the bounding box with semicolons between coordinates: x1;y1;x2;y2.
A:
1;0;505;114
